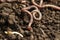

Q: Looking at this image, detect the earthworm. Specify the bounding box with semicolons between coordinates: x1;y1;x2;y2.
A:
22;5;42;20
42;4;60;10
22;5;38;10
22;5;42;30
31;9;42;20
39;0;43;6
32;0;43;7
32;0;60;10
21;9;33;30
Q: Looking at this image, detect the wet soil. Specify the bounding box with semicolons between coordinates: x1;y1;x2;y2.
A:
0;0;60;40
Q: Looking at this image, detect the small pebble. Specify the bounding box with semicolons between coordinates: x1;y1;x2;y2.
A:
24;30;31;36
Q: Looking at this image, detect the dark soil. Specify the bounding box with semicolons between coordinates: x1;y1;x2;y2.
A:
0;0;60;40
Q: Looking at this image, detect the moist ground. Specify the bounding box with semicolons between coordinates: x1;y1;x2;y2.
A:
0;0;60;40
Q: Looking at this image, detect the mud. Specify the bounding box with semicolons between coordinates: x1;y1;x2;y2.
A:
0;0;60;40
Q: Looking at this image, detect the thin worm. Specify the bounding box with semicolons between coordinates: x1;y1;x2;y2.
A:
39;0;43;6
22;5;42;20
42;4;60;10
22;5;38;10
21;9;33;30
22;5;42;29
32;0;42;7
31;9;42;20
32;0;60;10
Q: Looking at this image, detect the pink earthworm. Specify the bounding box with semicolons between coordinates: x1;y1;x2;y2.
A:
31;9;42;20
21;9;33;30
42;4;60;10
32;0;43;7
23;5;42;20
22;5;38;10
22;5;42;20
22;5;42;30
32;0;60;10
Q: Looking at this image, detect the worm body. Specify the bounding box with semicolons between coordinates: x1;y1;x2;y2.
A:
21;9;33;30
32;0;60;10
32;9;42;20
42;4;60;10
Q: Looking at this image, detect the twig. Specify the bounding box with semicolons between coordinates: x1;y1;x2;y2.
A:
39;0;43;6
22;5;42;20
5;31;23;37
